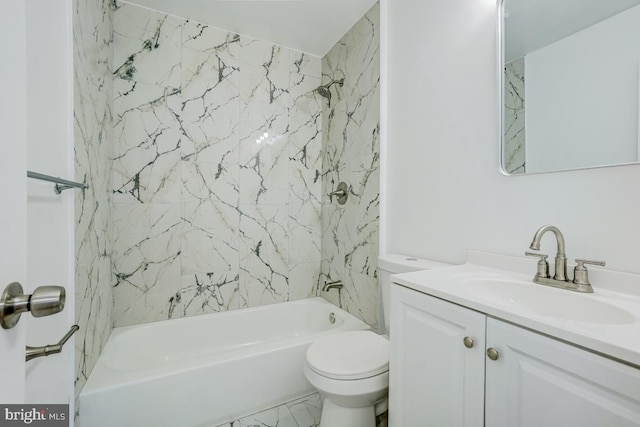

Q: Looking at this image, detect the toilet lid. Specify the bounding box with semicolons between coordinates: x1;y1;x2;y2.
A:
306;331;389;380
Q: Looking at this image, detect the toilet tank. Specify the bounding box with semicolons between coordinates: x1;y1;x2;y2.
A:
378;254;452;335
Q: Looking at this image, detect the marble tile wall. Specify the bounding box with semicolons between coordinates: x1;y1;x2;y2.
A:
320;4;380;329
111;1;324;326
73;0;114;402
504;57;526;174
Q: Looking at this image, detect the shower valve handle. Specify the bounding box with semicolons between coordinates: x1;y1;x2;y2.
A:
329;182;349;205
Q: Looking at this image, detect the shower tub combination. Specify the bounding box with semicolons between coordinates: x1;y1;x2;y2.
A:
79;297;369;427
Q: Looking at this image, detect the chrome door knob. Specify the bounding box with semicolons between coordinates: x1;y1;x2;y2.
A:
29;286;65;317
463;336;474;348
0;282;66;329
0;282;28;329
487;347;500;361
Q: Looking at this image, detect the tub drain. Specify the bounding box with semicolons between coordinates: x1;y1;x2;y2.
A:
329;312;336;324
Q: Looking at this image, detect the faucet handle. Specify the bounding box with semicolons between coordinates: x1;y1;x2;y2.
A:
573;259;605;292
575;259;606;268
525;251;548;261
525;252;550;279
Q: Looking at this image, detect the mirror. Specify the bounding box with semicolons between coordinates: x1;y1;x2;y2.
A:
501;0;640;174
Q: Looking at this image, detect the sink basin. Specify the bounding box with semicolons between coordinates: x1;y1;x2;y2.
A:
463;278;635;325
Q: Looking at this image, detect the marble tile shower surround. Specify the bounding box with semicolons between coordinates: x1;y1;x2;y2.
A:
111;1;324;326
320;4;380;329
72;2;380;421
73;0;114;403
504;57;525;174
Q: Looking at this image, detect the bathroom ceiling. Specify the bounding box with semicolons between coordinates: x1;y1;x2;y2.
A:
123;0;378;57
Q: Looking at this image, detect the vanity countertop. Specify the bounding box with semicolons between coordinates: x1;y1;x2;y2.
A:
391;251;640;367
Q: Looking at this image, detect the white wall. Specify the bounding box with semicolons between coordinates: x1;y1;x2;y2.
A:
525;4;640;173
383;0;640;276
25;0;75;413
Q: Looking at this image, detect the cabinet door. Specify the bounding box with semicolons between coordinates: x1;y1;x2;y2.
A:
486;317;640;427
389;285;486;427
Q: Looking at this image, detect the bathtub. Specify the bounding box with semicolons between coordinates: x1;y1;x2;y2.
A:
79;297;370;427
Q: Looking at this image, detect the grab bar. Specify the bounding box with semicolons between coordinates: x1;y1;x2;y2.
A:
26;324;79;362
27;171;88;194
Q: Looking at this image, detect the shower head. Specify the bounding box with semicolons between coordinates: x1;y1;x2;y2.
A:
315;78;345;103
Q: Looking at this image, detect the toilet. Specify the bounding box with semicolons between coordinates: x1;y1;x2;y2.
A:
304;254;451;427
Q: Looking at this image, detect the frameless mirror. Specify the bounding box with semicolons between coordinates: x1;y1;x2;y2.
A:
501;0;640;174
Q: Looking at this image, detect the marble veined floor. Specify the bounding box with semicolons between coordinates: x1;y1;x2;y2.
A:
215;393;322;427
215;392;388;427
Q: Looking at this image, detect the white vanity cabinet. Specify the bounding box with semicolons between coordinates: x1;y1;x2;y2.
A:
389;284;485;426
389;284;640;427
485;317;640;427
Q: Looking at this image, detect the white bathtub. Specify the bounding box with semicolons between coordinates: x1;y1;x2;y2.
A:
79;297;370;427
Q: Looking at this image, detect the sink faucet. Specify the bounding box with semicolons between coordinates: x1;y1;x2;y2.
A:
526;225;605;293
529;225;567;281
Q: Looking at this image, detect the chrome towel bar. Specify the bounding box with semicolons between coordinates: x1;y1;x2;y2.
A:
26;324;79;362
27;170;88;194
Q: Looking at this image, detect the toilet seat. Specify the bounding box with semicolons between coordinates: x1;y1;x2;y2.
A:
306;331;389;380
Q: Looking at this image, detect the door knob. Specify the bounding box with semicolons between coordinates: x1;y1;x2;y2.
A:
28;286;65;317
0;282;66;329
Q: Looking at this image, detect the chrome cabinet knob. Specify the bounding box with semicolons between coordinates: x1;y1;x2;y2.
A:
487;347;500;361
463;336;474;348
0;282;66;329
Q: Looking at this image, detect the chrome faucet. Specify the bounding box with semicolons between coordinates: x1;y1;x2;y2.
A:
529;225;568;281
525;225;605;293
322;280;343;292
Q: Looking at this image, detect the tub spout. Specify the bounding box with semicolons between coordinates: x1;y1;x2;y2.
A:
322;280;343;292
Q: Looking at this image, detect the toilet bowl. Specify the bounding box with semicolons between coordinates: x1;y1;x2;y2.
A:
304;330;389;427
304;255;452;426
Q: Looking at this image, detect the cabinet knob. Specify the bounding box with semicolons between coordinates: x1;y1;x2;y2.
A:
487;347;499;361
463;336;474;348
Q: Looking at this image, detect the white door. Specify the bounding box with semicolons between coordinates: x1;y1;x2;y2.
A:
0;1;28;403
24;0;75;408
389;285;486;426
